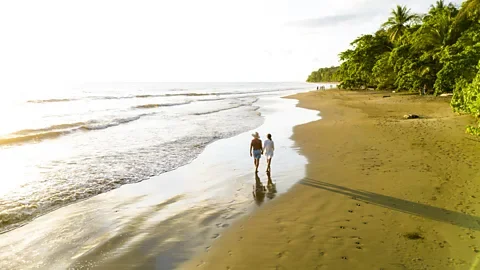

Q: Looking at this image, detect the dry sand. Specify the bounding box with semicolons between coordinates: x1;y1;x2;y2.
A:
182;90;480;270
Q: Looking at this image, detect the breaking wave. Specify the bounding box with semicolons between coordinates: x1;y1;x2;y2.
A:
27;87;300;104
27;98;76;103
133;101;191;109
0;115;151;146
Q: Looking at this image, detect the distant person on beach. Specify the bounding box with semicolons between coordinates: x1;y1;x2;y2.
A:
250;132;263;172
263;133;274;172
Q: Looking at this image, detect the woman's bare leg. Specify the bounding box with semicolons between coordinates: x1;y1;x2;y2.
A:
266;157;272;172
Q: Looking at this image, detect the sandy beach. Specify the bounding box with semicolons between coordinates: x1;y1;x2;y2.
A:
182;90;480;270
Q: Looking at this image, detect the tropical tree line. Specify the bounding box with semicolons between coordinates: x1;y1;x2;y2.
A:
306;66;341;82
307;0;480;135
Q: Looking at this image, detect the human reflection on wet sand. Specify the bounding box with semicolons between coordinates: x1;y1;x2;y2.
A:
266;171;277;200
253;173;266;205
253;172;277;205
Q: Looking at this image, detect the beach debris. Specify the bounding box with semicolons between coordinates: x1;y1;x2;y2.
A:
392;91;396;93
440;93;453;97
383;95;391;98
403;114;420;119
404;232;423;240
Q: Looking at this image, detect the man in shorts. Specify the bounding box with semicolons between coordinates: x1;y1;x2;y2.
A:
250;132;263;173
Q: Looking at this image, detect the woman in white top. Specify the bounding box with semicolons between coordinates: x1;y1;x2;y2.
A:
263;133;275;172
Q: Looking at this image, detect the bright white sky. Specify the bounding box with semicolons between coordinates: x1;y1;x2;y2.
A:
0;0;464;93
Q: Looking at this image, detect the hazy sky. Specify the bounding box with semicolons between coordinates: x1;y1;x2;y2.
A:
0;0;464;92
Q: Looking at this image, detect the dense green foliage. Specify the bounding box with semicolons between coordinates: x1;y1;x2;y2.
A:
306;0;480;134
306;66;341;82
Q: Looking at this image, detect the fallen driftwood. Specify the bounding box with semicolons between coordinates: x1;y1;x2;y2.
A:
440;93;453;97
403;114;420;119
383;95;391;98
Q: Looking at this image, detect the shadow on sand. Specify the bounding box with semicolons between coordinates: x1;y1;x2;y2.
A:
300;178;480;231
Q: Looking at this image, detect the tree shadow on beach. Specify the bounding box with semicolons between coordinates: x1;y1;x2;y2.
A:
300;178;480;231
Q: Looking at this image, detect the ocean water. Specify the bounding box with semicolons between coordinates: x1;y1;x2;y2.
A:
0;82;329;233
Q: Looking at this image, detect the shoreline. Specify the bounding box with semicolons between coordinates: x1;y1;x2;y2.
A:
0;92;319;269
182;90;480;270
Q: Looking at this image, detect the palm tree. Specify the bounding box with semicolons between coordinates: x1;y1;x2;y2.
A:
382;5;421;43
431;0;446;11
415;12;454;58
413;11;456;95
452;0;479;39
457;0;480;20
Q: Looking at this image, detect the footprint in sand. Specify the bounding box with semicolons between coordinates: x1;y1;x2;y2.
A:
277;251;287;258
341;256;348;260
340;226;346;229
356;203;361;206
348;210;354;213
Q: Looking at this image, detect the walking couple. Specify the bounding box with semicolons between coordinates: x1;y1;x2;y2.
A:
249;132;274;173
